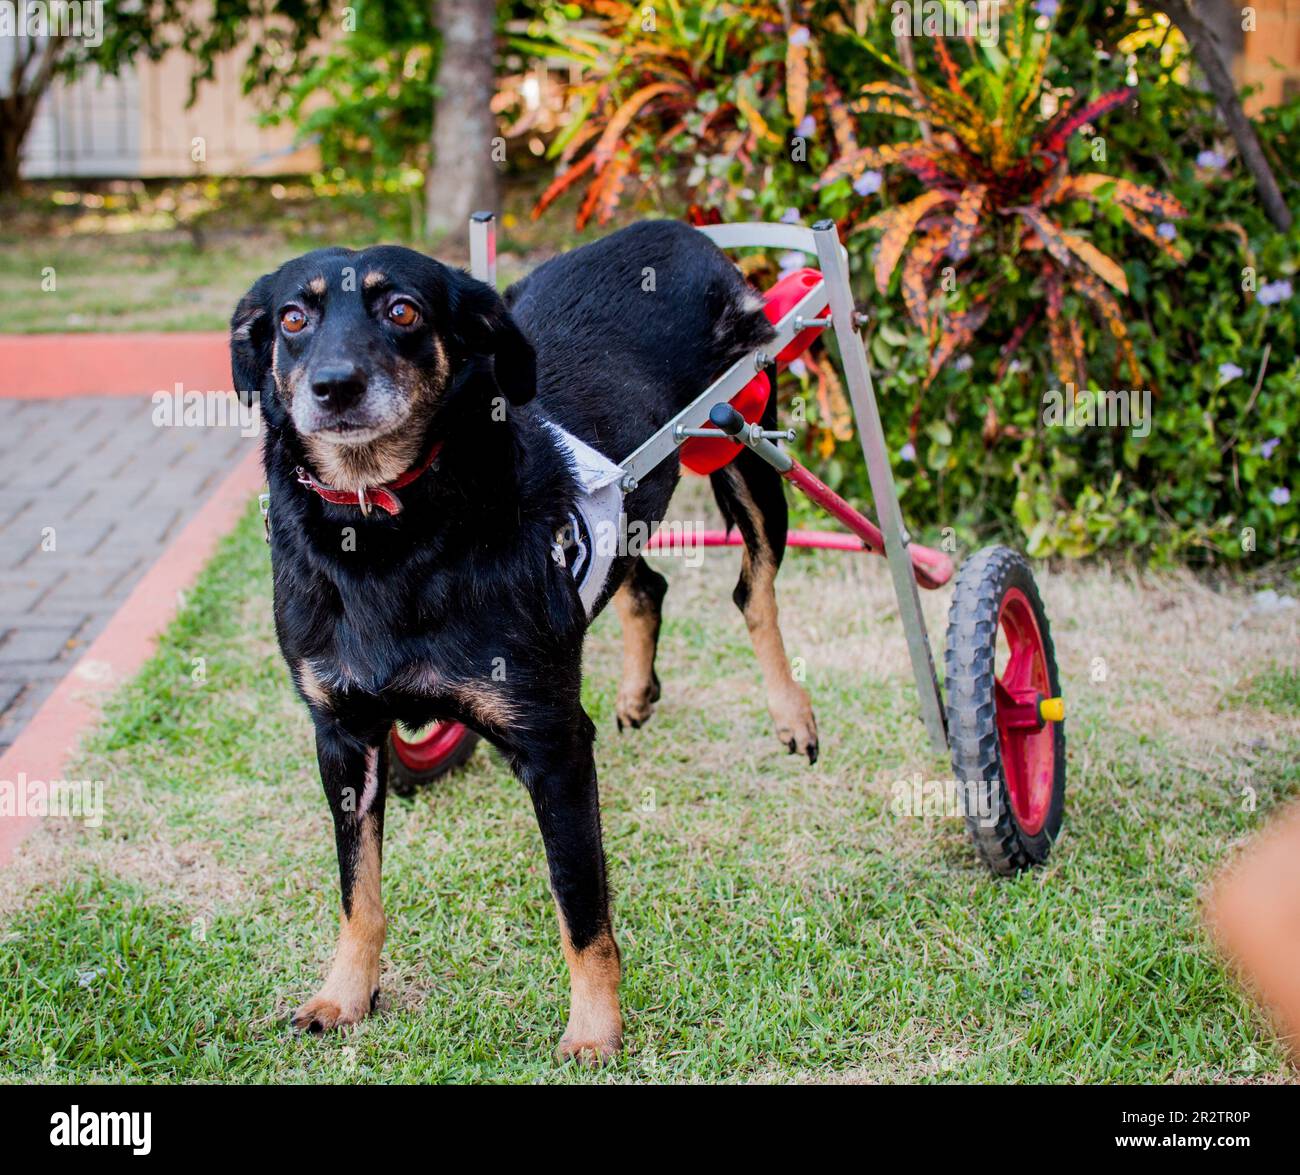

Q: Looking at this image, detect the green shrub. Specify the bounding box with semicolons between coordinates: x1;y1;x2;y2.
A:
535;1;1298;563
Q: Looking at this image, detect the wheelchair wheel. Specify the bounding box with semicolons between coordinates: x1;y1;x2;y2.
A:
387;720;479;795
944;546;1066;874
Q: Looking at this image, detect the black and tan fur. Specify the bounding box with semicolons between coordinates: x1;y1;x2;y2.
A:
230;221;817;1062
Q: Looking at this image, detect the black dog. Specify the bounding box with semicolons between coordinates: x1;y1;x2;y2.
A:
229;220;819;1062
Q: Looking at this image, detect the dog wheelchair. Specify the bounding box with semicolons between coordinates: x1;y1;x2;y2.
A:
390;214;1065;875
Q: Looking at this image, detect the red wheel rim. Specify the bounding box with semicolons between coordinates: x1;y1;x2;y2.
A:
993;588;1056;835
391;720;472;771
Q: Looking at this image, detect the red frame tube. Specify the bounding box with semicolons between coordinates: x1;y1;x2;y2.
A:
646;457;954;590
645;528;867;552
782;459;953;589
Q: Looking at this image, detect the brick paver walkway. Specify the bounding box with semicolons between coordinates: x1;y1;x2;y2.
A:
0;396;258;753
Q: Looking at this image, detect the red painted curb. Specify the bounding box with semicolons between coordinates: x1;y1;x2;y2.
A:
0;445;264;866
0;332;231;398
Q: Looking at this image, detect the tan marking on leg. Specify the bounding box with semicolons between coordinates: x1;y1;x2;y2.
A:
726;467;819;759
613;577;658;729
292;813;386;1032
451;682;520;730
554;906;622;1065
296;659;331;709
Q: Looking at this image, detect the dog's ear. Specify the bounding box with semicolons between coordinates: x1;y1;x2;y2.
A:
230;274;275;406
450;275;537;406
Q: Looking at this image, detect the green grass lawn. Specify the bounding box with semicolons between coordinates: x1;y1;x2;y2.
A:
1;493;1298;1084
0;179;607;334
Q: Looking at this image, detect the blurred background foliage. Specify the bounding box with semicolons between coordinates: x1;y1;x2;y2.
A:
515;0;1297;565
4;0;1295;565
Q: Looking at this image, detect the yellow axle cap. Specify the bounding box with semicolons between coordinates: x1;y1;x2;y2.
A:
1038;696;1065;723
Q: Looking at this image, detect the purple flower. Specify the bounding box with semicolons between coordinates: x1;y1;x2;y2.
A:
795;115;816;138
1197;149;1227;170
1258;279;1294;307
953;355;973;373
780;207;801;224
1157;222;1177;240
899;442;916;463
789;25;811;46
789;358;808;379
1270;486;1291;506
1260;438;1281;459
1218;362;1244;381
1034;0;1059;16
853;169;883;197
778;250;805;273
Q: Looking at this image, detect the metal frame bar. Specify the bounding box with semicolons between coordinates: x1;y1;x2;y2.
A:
809;219;948;751
467;211;949;750
469;211;497;285
617;282;828;489
695;221;825;256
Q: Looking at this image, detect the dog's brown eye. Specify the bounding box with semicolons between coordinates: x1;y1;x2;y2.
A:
388;300;419;328
281;307;307;334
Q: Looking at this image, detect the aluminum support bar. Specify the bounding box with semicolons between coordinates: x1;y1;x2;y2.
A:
811;220;948;752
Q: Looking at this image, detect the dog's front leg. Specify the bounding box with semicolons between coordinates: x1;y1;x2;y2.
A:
515;713;622;1064
292;723;388;1033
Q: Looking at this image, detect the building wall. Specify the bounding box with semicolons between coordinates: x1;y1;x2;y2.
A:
16;43;317;180
1240;0;1300;111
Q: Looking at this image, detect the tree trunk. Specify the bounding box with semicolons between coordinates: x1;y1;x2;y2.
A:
425;0;500;241
1;36;63;196
0;99;27;194
1160;0;1293;232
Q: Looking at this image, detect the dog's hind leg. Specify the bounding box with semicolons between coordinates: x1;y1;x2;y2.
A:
292;720;389;1032
710;445;820;763
612;555;668;730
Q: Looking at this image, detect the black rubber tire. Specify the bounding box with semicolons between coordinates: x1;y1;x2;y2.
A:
943;545;1065;875
386;725;480;796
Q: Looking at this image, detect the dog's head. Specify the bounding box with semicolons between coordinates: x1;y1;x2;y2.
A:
230;245;535;467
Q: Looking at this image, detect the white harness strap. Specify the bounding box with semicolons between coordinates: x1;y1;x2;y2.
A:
544;421;626;617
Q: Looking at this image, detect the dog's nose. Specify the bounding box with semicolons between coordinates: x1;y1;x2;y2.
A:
311;363;368;410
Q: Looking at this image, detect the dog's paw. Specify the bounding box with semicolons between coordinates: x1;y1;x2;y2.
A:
290;987;379;1034
615;672;661;732
557;1028;622;1067
771;687;819;765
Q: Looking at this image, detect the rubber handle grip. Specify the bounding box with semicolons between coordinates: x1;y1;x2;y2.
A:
708;402;747;436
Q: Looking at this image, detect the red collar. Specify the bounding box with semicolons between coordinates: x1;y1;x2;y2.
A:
295;440;444;516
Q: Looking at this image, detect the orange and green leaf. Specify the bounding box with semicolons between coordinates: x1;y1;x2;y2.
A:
735;78;779;145
816;139;930;187
593;81;687;167
1118;206;1186;262
923;299;990;389
532;153;596;220
947;184;986;262
868;190;953;294
786;28;810;125
1020;210;1128;293
1053;173;1188;220
822;75;857;155
1074;270;1143;386
901;226;950;330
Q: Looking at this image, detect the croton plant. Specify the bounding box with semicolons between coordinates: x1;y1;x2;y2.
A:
826;10;1188;408
530;2;1187;436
